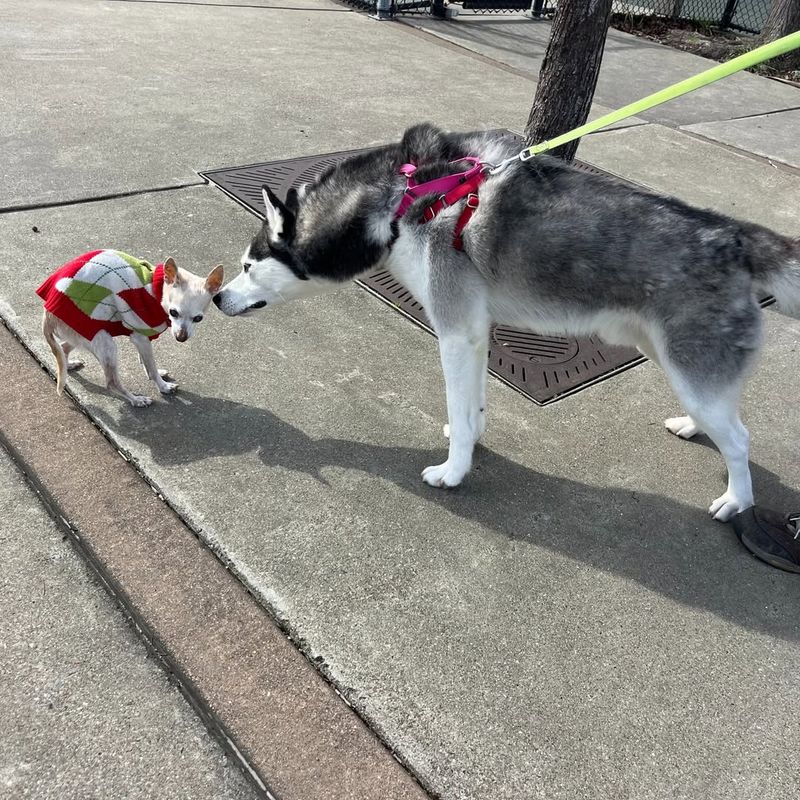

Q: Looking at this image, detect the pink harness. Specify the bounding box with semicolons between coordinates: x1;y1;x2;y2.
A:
395;157;487;251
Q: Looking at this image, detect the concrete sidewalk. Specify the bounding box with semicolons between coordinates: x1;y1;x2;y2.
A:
0;448;255;800
2;2;799;799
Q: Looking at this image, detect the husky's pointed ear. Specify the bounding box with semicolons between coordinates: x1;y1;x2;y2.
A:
163;256;180;285
261;185;294;243
400;123;445;165
204;264;224;295
285;187;300;213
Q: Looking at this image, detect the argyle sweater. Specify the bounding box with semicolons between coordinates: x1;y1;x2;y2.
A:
36;250;170;341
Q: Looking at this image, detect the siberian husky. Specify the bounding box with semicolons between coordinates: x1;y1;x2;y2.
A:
214;124;800;521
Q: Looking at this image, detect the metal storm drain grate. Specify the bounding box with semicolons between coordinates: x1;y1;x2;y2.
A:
200;136;644;404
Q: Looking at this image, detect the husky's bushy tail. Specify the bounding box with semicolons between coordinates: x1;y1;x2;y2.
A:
743;222;800;315
42;312;67;394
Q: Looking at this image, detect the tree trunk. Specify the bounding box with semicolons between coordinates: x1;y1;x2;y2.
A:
524;0;614;162
756;0;800;72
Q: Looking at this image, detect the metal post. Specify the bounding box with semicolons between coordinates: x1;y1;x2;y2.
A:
721;0;739;30
531;0;545;17
374;0;393;20
669;1;684;20
431;0;447;18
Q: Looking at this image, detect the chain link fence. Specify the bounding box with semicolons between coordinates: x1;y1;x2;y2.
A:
339;0;769;31
340;0;531;15
611;1;769;33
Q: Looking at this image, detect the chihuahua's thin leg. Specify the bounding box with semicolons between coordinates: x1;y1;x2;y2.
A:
131;333;177;394
91;332;152;407
59;340;84;371
137;353;169;380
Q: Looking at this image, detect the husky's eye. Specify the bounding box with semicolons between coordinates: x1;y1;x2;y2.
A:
169;309;179;319
192;315;203;323
243;262;251;274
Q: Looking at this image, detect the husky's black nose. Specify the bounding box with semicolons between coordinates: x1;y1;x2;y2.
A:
212;293;222;307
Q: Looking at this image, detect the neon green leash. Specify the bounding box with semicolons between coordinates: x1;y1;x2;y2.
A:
494;29;800;170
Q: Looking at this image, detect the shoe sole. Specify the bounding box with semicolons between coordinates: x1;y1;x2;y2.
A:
740;533;800;574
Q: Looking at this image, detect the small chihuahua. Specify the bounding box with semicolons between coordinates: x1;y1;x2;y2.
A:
37;249;223;406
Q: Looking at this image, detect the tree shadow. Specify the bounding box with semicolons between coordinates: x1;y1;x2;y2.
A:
79;378;800;643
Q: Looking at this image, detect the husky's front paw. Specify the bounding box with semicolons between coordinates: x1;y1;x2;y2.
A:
665;416;700;439
66;358;84;372
158;381;178;394
422;461;469;488
709;491;753;522
129;394;152;408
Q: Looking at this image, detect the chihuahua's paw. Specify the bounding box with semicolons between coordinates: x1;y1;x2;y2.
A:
158;381;178;394
129;394;152;408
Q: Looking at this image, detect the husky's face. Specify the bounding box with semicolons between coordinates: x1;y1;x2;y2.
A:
214;186;338;317
161;257;224;341
212;245;334;317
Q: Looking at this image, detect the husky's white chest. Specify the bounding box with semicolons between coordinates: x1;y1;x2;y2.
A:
385;233;431;308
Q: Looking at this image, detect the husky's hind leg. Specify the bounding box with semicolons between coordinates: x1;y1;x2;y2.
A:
637;336;701;439
673;381;752;521
654;309;761;521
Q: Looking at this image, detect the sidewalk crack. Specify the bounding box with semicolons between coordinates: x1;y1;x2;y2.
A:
0;181;207;215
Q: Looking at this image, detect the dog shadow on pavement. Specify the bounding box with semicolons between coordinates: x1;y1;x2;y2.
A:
79;379;800;643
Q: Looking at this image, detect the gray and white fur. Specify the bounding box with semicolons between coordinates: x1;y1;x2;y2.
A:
215;124;800;522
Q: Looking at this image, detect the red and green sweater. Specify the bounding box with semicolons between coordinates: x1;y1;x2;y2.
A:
36;250;170;341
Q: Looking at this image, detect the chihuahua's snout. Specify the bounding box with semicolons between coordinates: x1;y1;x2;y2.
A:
174;328;188;343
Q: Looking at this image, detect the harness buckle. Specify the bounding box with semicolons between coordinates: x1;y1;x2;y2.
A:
465;193;480;210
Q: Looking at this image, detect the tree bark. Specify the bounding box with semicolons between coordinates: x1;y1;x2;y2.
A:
756;0;800;72
524;0;614;162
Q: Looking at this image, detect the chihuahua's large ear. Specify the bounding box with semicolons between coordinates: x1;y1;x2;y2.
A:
205;265;224;296
163;257;180;285
261;185;295;243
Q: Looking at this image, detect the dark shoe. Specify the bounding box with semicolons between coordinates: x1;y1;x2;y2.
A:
732;507;800;574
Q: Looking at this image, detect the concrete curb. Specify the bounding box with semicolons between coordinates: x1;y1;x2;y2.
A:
0;322;431;800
